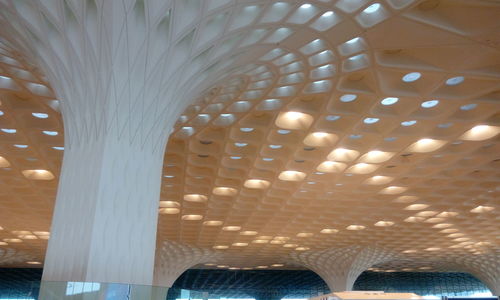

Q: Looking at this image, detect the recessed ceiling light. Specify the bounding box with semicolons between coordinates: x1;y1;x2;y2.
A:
252;239;269;244
346;225;365;230
375;221;394;227
183;194;208;202
223;226;241;231
295;247;310;251
213;187;238;196
359;150;395;163
363;3;381;13
203;220;223;226
244;179;270;189
26;261;42;265
262;157;274;161
421;100;439;108
446;76;464;86
470;206;494;213
297;232;314;237
159;201;180;208
278;170;306;181
300;3;312;9
181;214;203;221
346;163;378;174
230;156;242;160
317;161;346;173
159;208;180;214
405;204;429;210
340;94;357;102
240;127;254;132
213;246;229;250
402;72;421;82
21;170;54;180
235;142;247;147
407;138;447;153
269;144;282;149
320;229;338;234
327;148;359;162
276;111;314;130
232;242;248;247
14;144;28;148
240;231;258;236
52;146;64;150
460;125;500;141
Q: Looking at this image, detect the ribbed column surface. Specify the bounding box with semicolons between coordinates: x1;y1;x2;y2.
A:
291;246;396;292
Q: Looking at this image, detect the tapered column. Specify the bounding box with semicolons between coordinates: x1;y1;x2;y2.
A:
154;240;222;288
0;0;197;296
449;254;500;296
291;246;396;292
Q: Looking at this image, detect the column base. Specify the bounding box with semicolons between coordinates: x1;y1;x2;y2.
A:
39;281;169;300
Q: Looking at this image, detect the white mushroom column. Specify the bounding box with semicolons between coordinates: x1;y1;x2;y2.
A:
450;254;500;296
2;1;194;298
291;246;396;292
154;240;222;288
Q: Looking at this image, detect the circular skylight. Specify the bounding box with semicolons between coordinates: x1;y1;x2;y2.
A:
381;97;399;106
278;129;291;134
340;94;357;102
1;128;16;134
401;120;417;126
235;142;247;147
460;103;477;111
446;76;464;86
32;112;49;118
269;145;282;149
240;127;254;132
230;156;242;160
14;144;28;148
364;117;379;124
363;3;381;13
421;100;439;108
322;11;334;17
438;123;453;128
346;37;360;44
300;3;312;9
262;158;274;161
42;130;58;136
326;115;340;121
402;72;421;82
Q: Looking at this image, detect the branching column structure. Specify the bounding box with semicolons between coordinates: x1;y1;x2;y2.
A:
154;240;222;288
291;246;396;292
448;253;500;296
0;1;222;297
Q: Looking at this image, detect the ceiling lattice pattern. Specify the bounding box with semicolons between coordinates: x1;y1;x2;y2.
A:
0;0;498;285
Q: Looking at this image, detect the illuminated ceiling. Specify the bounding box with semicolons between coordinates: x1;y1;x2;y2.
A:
0;0;499;281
